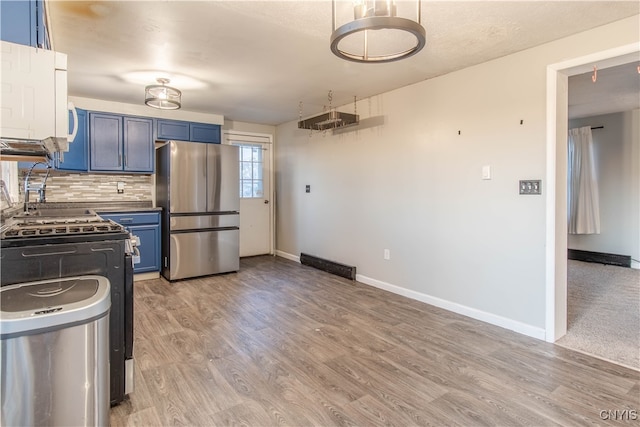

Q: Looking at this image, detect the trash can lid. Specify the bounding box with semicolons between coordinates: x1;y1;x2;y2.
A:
2;278;100;312
1;275;111;338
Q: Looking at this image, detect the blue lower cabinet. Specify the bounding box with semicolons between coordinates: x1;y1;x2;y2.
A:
100;211;161;273
128;224;161;273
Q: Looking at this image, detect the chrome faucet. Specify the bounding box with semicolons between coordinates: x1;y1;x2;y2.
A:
24;162;51;213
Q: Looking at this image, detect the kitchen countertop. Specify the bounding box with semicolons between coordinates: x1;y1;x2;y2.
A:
1;201;161;223
26;201;162;213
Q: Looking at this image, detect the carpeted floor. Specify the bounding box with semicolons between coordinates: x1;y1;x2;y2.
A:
555;260;640;371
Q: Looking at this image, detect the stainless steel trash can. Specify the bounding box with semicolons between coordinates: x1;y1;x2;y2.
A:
1;275;111;427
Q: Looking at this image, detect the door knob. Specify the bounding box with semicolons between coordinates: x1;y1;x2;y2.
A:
264;200;269;204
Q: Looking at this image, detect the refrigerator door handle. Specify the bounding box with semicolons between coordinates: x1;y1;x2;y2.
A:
171;226;239;234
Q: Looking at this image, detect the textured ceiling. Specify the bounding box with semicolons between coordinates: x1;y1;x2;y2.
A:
569;62;640;119
46;1;640;125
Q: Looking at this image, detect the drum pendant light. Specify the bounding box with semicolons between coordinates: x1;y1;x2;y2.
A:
330;0;426;63
145;78;181;110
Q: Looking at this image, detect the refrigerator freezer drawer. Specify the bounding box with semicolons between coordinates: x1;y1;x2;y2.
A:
170;214;239;231
168;229;239;280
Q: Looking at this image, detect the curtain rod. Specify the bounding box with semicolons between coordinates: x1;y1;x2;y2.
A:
591;126;604;130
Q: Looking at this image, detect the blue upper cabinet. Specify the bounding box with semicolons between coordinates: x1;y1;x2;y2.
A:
156;119;189;141
57;108;88;171
0;0;48;48
123;116;153;172
190;123;221;143
156;119;220;143
89;112;153;173
90;112;123;171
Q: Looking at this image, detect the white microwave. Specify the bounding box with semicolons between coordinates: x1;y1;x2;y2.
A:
0;40;77;158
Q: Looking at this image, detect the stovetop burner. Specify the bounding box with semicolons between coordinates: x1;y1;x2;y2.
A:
1;217;126;239
15;217;107;226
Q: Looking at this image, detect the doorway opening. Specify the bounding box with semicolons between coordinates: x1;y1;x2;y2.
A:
545;43;639;345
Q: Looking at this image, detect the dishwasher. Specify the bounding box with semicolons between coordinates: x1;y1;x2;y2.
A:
1;275;111;426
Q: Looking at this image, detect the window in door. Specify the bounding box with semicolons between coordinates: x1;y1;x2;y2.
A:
237;144;263;198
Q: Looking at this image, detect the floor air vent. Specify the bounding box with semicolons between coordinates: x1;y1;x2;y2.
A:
300;253;356;280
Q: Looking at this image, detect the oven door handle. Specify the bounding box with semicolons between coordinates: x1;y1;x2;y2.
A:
21;248;77;257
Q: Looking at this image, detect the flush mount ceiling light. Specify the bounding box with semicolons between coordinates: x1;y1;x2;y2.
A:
330;0;426;63
145;78;181;110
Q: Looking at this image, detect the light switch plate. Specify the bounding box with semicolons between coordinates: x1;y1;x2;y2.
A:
519;180;542;195
482;165;491;180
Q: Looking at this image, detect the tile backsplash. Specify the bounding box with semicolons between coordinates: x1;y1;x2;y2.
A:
20;170;153;202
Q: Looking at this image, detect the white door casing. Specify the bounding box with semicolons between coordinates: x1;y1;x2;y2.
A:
545;43;639;343
225;131;273;257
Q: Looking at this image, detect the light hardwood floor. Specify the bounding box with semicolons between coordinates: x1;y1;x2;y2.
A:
111;255;639;426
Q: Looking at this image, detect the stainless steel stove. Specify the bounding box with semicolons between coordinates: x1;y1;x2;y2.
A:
1;211;135;406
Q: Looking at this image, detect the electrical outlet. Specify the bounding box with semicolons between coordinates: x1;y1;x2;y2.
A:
519;180;541;195
384;249;390;260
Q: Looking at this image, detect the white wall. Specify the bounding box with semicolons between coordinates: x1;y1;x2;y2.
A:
223;119;275;137
69;96;224;124
568;110;640;267
275;16;639;338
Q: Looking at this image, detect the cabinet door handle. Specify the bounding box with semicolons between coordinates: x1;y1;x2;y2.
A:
68;102;78;142
119;218;134;223
118;154;122;166
124;154;127;167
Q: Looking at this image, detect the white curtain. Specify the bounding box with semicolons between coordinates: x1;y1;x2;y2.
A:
568;126;600;234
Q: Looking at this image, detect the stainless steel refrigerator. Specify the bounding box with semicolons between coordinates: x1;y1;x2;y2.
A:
156;141;240;281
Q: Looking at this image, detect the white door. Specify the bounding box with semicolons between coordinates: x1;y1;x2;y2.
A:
227;132;273;257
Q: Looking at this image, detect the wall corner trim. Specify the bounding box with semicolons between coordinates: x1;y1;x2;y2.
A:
275;250;300;263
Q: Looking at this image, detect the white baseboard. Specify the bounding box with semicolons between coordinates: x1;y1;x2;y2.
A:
632;260;639;270
355;274;546;340
275;250;300;263
272;251;545;340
